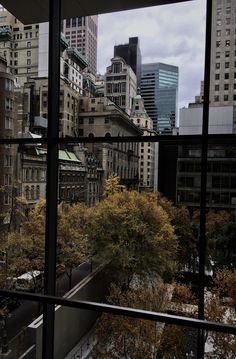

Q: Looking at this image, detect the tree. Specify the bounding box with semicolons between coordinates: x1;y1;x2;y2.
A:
86;191;177;288
57;202;88;289
204;269;236;358
103;173;125;197
0;199;89;291
93;281;196;359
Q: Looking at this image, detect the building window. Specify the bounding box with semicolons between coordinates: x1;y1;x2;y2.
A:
225;28;230;36
225;62;230;68
27;50;31;56
5;116;13;129
224;84;229;90
225;73;229;79
215;63;220;69
27;59;31;65
225;51;230;57
216;40;221;47
216;30;221;36
215;74;220;80
216;52;220;58
89;118;94;124
27;41;31;47
215;84;219;91
214;95;219;102
225;40;230;46
224;95;229;101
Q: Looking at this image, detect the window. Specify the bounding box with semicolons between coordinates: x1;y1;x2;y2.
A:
214;95;219;102
225;28;230;36
89;118;94;124
216;51;220;58
224;94;229;101
27;59;31;65
225;51;230;57
216;63;220;69
27;41;31;47
215;73;220;80
4;174;12;186
27;50;31;56
5;116;13;129
225;73;229;79
224;84;229;90
226;17;231;24
216;19;222;25
216;40;221;47
215;84;219;91
216;30;221;36
226;40;230;46
225;62;230;68
14;52;18;58
2;2;236;359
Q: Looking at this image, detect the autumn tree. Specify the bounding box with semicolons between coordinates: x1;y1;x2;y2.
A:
93;280;196;359
57;202;88;289
86;191;177;288
0;199;89;291
103;173;125;197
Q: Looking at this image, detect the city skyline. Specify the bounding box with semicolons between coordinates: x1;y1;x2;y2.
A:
97;0;206;111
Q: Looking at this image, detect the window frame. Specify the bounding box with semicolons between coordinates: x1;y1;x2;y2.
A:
0;1;235;359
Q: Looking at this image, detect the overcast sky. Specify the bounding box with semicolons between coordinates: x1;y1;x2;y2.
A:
97;0;206;110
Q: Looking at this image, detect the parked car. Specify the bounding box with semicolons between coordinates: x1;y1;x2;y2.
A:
15;270;43;292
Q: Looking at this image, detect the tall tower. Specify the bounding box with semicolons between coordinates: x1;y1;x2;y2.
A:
63;16;98;76
114;37;142;86
210;0;236;106
141;63;178;134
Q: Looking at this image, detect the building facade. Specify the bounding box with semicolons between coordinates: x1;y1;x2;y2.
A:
0;6;39;87
141;62;179;134
210;0;236;106
130;91;156;190
114;37;142;86
104;56;137;115
77;96;142;188
63;16;98;76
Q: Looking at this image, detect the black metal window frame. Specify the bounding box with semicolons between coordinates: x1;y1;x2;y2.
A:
0;0;236;358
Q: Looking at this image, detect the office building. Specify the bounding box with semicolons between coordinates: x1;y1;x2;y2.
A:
104;56;137;115
141;62;178;134
114;37;142;86
0;6;39;87
210;0;236;106
63;16;98;76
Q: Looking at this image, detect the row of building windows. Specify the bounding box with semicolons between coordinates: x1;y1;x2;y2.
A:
215;61;236;68
216;28;236;36
216;39;236;47
215;72;236;79
216;50;236;57
214;94;236;101
215;83;236;90
25;185;40;201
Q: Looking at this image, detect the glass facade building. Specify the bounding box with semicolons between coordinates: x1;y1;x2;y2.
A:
141;62;179;134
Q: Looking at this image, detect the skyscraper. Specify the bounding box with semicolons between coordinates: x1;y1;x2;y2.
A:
210;0;236;106
141;62;179;134
63;16;98;76
114;37;142;86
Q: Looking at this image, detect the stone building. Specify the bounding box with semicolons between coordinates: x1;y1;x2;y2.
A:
78;96;142;189
104;56;137;115
130;91;156;191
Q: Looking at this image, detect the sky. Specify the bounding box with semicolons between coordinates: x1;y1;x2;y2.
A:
97;0;206;110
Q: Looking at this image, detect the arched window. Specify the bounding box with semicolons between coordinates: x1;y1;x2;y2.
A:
36;185;40;199
31;185;35;200
105;132;111;137
25;186;29;200
88;133;94;138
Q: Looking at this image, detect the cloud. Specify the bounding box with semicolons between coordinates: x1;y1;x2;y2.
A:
97;0;206;109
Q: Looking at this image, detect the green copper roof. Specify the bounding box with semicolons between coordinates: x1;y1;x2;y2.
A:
35;148;81;163
67;47;88;69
